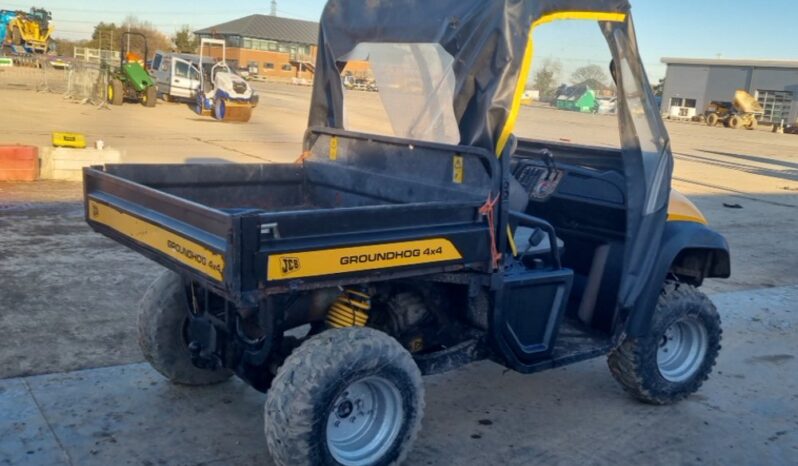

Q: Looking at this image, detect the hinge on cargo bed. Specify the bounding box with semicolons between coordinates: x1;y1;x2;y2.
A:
260;222;280;239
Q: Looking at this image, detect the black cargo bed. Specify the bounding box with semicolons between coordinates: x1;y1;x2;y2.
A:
84;130;500;307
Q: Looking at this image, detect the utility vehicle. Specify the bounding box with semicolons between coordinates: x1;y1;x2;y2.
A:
107;32;157;107
151;50;209;102
84;1;730;464
192;38;258;122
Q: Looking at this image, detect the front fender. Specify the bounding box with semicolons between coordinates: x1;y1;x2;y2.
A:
623;221;730;337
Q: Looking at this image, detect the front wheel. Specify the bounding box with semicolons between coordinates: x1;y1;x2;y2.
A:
214;97;227;120
108;78;124;106
142;86;157;107
607;282;721;405
265;327;424;466
11;26;21;46
138;270;233;385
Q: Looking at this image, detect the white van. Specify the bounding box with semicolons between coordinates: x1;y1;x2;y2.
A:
151;51;204;102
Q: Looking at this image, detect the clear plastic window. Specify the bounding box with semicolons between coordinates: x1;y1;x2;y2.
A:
339;43;461;145
513;21;621;149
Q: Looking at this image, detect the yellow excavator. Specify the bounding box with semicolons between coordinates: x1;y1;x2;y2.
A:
1;7;54;54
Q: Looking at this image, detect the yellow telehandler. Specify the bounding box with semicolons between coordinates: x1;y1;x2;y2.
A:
2;7;54;54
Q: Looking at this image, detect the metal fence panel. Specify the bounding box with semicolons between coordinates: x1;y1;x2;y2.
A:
0;54;109;107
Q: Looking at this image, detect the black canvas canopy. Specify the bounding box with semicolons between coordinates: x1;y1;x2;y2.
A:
308;0;673;314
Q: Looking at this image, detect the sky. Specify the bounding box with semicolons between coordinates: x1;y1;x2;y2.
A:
12;0;798;81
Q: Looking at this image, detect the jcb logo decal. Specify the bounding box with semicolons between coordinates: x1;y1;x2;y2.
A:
281;257;301;274
267;238;463;281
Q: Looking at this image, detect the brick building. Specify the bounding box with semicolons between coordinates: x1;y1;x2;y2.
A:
195;14;371;82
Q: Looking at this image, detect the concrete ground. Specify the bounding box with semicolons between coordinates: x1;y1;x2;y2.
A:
2;286;796;466
1;84;797;464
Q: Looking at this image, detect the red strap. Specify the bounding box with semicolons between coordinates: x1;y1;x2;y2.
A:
479;193;502;270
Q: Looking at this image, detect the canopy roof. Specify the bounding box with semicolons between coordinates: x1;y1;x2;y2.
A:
309;0;676;316
309;0;631;154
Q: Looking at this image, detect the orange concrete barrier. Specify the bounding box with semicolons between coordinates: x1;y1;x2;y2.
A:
0;145;39;181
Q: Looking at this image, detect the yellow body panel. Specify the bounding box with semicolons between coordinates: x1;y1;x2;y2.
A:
52;132;87;149
8;16;52;50
88;200;225;280
667;190;708;224
267;238;463;280
495;11;627;156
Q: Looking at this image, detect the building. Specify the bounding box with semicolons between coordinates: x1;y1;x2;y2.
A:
195;14;320;81
661;57;798;124
554;84;598;113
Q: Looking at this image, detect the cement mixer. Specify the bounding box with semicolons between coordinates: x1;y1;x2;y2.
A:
705;90;763;130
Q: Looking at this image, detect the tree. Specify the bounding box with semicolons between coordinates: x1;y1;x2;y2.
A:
121;16;173;60
570;64;609;88
88;22;120;51
54;38;85;57
652;77;665;97
173;25;198;53
531;58;562;101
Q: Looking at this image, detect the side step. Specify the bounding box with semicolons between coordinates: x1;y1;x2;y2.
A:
512;319;613;374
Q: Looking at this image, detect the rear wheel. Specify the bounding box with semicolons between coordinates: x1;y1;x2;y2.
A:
11;27;21;46
108;79;124;106
728;115;742;129
265;327;424;466
706;113;719;127
142;86;157;107
138;270;233;385
214;97;226;120
607;282;721;405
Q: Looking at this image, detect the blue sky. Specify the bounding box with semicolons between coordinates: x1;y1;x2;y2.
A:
13;0;798;80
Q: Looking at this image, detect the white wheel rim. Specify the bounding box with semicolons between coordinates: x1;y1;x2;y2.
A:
657;316;708;383
326;376;403;466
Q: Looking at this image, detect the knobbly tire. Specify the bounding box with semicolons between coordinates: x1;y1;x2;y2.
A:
607;281;721;405
142;86;157;107
264;327;424;466
137;270;233;385
108;79;124;106
11;27;21;46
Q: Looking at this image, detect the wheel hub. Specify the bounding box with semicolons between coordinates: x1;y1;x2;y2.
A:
336;399;354;419
326;376;403;466
657;316;708;383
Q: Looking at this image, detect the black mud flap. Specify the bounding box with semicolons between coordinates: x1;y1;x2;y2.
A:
491;268;574;371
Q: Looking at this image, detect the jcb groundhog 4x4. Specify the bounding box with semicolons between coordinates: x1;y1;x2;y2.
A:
84;1;730;464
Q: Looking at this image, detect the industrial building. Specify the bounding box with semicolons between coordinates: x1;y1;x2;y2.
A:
195;14;319;80
660;57;798;124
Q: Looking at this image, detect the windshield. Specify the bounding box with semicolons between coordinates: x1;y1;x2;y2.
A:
339;43;460;145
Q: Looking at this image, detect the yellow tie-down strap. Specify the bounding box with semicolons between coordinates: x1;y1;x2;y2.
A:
88;199;225;281
495;11;627;156
268;238;463;280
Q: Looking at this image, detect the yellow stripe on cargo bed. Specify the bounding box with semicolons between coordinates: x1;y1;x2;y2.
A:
88;200;225;280
268;238;463;281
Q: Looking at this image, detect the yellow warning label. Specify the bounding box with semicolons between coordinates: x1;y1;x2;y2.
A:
88;200;225;281
453;155;464;184
329;136;338;160
268;238;463;280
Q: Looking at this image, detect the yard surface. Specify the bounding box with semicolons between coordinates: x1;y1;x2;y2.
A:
1;83;796;465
